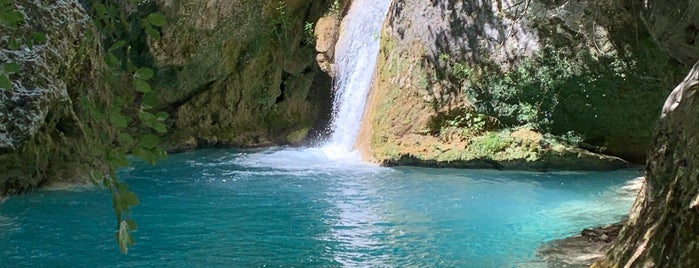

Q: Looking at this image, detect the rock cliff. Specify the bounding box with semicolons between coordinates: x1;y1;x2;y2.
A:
357;0;686;169
149;0;335;149
593;1;699;266
0;0;339;196
594;60;699;268
0;0;101;196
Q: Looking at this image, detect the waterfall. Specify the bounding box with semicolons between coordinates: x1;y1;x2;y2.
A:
324;0;393;154
237;0;392;168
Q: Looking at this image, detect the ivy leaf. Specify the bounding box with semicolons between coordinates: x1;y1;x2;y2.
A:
150;122;167;133
143;23;160;40
135;67;154;81
109;40;127;52
0;75;11;90
146;12;167;27
4;62;20;73
155;111;169;120
105;53;121;68
109;112;130;129
116;221;135;254
139;134;160;149
139;112;167;133
118;184;139;208
94;3;107;16
107;152;129;168
1;10;23;27
133;78;152;93
31;32;47;45
141;92;158;109
125;219;138;231
117;133;134;146
7;37;19;50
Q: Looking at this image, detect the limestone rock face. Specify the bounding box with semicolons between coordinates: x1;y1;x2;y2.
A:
0;0;98;195
150;0;333;148
358;0;684;167
643;0;699;65
595;60;699;267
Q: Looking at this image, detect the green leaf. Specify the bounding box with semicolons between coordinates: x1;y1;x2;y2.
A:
133;78;152;93
135;67;154;81
139;112;166;133
139;134;160;149
141;92;158;109
125;219;138;230
143;23;160;40
4;62;20;73
31;32;47;45
151;122;167;133
89;171;105;187
0;75;11;90
108;40;126;52
107;152;129;168
116;220;135;254
94;3;107;16
153;147;167;159
7;37;19;50
106;53;121;68
117;133;134;145
1;10;23;27
120;190;138;207
146;12;167;27
155;111;169;120
109;112;130;129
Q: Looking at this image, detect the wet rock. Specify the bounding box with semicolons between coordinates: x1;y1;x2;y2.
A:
538;223;624;268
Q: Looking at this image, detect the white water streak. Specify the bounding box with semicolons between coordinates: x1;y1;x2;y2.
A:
325;0;393;154
236;0;392;169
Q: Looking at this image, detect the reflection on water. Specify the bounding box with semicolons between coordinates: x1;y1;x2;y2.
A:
0;149;640;267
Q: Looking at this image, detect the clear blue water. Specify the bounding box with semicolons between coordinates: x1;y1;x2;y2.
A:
0;148;640;267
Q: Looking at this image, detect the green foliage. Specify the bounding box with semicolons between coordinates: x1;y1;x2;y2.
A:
81;0;169;254
269;1;291;36
0;0;22;27
329;0;341;15
303;21;315;47
469;131;515;156
0;62;19;90
440;40;681;148
560;130;585;146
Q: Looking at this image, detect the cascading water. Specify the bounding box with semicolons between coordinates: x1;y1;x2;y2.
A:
238;0;392;167
324;0;393;154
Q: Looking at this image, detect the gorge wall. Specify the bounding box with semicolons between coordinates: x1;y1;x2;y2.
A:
357;0;687;170
594;0;699;266
0;0;101;196
149;0;337;149
0;0;342;196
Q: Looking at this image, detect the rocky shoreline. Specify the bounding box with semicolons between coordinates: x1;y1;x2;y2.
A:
537;223;625;267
